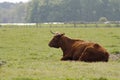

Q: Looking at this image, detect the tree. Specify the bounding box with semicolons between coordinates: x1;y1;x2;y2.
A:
0;2;27;23
27;0;39;23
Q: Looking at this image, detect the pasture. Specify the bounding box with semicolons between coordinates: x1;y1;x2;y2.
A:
0;27;120;80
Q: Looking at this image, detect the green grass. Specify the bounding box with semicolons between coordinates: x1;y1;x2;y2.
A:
0;27;120;80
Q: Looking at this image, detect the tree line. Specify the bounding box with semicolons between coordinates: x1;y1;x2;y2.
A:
0;2;27;23
0;0;120;23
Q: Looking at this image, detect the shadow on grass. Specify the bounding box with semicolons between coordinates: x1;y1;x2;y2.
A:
13;78;39;80
93;77;108;80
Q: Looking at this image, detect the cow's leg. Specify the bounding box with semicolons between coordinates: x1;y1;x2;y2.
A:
79;47;97;62
72;52;81;61
61;54;72;61
79;52;93;62
79;46;108;62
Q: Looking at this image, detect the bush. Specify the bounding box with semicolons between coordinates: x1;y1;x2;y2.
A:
99;17;108;23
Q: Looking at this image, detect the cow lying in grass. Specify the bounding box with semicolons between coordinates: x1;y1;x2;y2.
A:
48;31;109;62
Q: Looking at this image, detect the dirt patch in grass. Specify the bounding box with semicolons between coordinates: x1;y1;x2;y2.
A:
0;60;6;66
109;52;120;61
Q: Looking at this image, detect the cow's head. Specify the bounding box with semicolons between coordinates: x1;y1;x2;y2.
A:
48;31;65;48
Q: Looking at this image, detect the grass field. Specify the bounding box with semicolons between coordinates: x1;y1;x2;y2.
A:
0;27;120;80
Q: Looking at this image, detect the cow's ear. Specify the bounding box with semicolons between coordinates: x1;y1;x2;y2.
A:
61;33;65;36
57;33;65;37
59;33;65;37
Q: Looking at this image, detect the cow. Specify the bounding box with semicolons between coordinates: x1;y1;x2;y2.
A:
48;31;109;62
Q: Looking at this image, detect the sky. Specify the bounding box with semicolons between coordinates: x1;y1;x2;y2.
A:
0;0;30;3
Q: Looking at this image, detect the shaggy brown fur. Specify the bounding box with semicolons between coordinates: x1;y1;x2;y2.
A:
48;33;109;62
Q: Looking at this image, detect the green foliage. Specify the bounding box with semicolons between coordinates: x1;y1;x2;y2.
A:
1;0;120;22
27;0;40;23
27;0;120;22
0;2;27;23
0;27;120;80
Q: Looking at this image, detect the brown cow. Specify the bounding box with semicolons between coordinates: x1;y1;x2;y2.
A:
48;31;109;62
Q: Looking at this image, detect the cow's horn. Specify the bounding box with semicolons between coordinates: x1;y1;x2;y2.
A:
50;30;55;34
